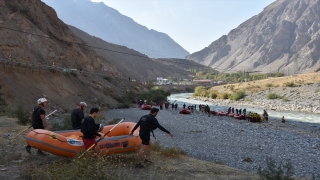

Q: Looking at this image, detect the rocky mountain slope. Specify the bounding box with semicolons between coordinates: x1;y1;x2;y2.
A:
187;0;320;74
0;0;139;110
68;26;193;81
41;0;190;59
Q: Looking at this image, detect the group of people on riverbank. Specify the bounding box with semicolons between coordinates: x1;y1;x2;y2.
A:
138;99;288;124
25;97;174;169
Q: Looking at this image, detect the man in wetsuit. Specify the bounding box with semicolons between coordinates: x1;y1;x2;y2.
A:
130;108;173;168
71;102;87;130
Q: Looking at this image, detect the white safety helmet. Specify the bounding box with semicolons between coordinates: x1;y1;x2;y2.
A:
79;102;87;107
37;98;47;104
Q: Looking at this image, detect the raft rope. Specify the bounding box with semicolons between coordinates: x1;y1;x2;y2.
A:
32;130;68;143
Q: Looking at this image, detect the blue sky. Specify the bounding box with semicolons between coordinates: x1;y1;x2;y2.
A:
91;0;275;54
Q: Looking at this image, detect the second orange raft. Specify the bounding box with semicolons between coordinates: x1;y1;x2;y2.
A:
25;122;142;157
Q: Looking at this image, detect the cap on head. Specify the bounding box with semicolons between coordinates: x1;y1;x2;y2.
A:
37;98;47;104
79;102;87;107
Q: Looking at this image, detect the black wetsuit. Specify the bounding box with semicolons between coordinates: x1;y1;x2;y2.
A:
132;114;170;145
71;108;84;129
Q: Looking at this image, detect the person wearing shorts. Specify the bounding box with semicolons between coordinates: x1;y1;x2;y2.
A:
130;108;173;168
81;107;101;149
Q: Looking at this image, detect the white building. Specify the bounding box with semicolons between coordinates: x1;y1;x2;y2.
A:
156;77;169;85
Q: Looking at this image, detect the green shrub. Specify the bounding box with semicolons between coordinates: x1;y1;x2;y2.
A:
257;157;294;180
230;90;245;101
52;114;72;130
282;97;289;102
193;86;207;97
218;93;229;99
139;88;171;103
13;105;30;125
283;82;296;87
265;83;273;87
210;93;217;99
267;93;279;99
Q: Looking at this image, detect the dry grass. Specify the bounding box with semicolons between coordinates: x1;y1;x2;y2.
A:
0;116;260;180
211;72;320;93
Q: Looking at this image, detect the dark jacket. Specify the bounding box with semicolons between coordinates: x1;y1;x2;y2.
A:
71;108;84;129
81;116;101;139
131;114;170;135
32;106;45;129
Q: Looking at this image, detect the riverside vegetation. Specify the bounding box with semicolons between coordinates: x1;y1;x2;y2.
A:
192;72;320;113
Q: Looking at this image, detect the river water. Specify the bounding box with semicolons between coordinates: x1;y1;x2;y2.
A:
168;93;320;124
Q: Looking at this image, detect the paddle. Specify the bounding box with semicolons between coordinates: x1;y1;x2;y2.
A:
14;110;57;138
78;118;124;158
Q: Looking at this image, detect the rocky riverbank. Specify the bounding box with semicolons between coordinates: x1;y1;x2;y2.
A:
104;107;320;179
192;83;320;114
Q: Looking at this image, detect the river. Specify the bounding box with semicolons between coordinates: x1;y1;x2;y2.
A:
168;93;320;124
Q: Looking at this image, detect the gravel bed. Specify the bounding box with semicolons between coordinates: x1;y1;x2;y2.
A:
103;107;320;178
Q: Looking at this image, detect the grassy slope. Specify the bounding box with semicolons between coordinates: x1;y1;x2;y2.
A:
210;72;320;93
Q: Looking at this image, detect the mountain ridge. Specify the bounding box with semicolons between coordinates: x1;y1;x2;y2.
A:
187;0;320;74
41;0;190;59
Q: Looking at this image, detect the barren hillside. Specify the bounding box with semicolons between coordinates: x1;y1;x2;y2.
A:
187;0;320;74
0;0;139;110
69;26;193;81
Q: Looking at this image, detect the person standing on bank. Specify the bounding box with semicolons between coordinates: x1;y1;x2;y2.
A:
81;107;102;149
71;102;87;130
25;98;52;155
130;108;173;168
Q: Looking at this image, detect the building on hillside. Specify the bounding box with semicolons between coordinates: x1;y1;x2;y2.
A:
156;77;169;85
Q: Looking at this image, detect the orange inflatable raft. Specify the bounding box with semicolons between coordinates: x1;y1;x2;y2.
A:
141;104;152;110
179;108;191;114
25;122;142;157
